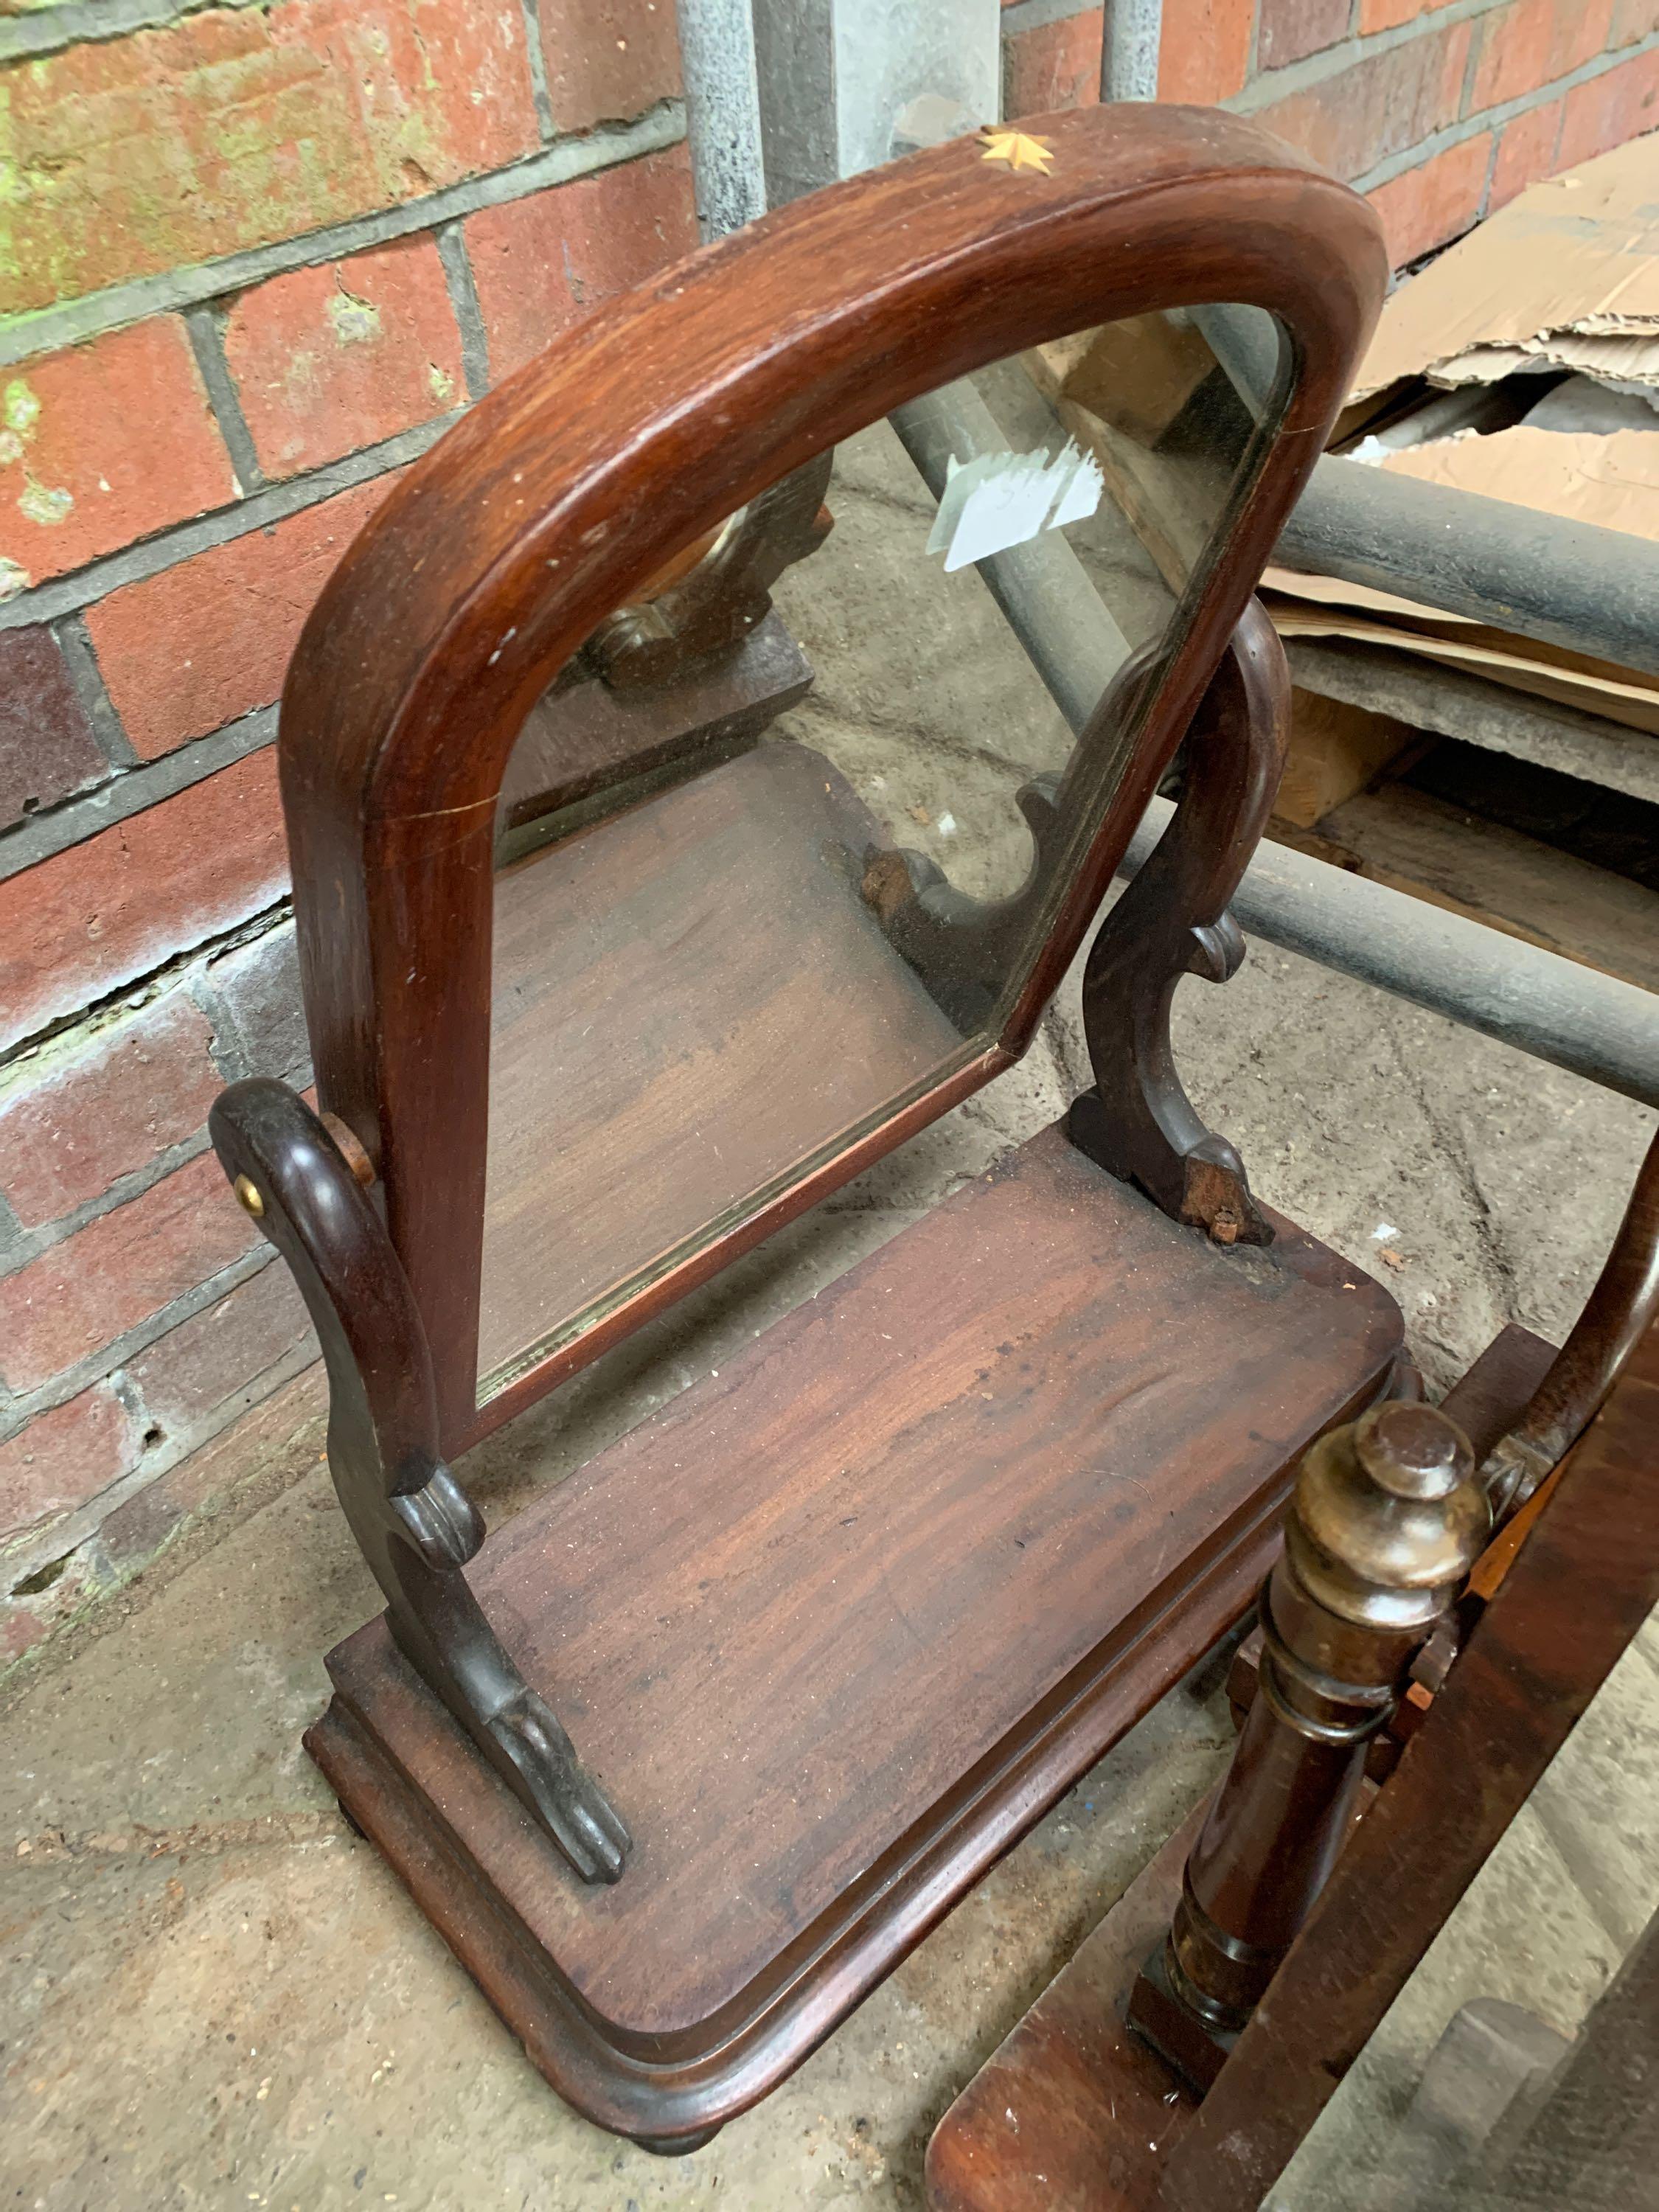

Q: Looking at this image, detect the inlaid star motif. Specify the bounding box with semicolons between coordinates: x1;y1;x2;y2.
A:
978;128;1056;175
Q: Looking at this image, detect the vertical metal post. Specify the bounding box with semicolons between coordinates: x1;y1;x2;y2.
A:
674;0;768;239
748;0;1002;207
1101;0;1164;102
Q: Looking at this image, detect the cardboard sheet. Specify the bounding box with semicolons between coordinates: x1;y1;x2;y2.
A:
1262;577;1659;735
1354;134;1659;404
1270;137;1659;732
1380;423;1659;539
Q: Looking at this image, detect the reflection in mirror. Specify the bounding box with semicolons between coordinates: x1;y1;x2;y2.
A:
477;305;1289;1398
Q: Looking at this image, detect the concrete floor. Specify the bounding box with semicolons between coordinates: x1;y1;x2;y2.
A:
4;406;1657;2211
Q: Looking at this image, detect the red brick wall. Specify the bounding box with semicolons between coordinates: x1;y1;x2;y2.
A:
0;0;695;1661
1004;0;1659;265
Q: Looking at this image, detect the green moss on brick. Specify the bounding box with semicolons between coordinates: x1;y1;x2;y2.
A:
0;0;540;319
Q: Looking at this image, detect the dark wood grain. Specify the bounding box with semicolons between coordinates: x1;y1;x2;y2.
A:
1067;598;1290;1244
276;102;1388;1447
1133;1400;1487;2087
310;1124;1399;2141
243;102;1399;2147
925;1806;1207;2212
1161;1310;1659;2212
1437;1323;1559;1461
1222;1322;1562;1776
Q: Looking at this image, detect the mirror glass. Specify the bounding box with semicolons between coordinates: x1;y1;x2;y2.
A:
477;304;1290;1399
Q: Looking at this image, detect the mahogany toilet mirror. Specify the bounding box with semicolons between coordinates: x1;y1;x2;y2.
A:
209;103;1394;2152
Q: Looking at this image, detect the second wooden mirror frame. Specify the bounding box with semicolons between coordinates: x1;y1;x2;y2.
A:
210;105;1393;2151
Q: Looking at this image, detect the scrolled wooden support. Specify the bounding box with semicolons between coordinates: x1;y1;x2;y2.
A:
1128;1399;1488;2090
1065;599;1290;1246
1481;1129;1659;1523
209;1078;631;1886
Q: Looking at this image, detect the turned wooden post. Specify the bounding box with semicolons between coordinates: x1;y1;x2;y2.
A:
1128;1400;1489;2089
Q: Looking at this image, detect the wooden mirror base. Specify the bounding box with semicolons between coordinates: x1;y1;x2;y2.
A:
306;1127;1401;2149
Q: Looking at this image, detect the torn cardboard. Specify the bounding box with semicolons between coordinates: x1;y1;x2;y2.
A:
1353;133;1659;408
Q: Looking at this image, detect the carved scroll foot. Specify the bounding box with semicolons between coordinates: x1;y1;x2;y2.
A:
1065;601;1290;1247
209;1078;632;1886
1066;1088;1262;1246
485;1687;631;1885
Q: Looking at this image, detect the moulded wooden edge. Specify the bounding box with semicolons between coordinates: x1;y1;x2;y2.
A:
307;1459;1310;2149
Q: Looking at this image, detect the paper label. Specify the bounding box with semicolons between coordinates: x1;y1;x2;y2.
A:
925;439;1105;571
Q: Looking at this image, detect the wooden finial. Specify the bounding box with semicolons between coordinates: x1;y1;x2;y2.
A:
1129;1400;1486;2089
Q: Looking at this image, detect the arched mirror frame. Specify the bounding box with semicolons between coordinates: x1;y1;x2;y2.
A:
279;102;1388;1453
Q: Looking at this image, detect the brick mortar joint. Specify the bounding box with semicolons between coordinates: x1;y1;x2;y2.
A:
183;303;266;498
0;1242;281;1447
0;1342;324;1635
0;1125;218;1279
0;704;280;888
52;613;138;773
434;224;493;404
1347;29;1659;193
1226;0;1519;114
0;0;267;67
0;405;458;633
0;891;294;1072
1001;0;1101;36
518;0;559;142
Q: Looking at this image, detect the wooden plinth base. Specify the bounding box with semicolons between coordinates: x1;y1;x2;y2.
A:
308;1130;1399;2149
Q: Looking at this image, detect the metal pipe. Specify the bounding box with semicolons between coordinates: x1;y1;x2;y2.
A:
1122;794;1659;1108
888;383;1132;732
745;0;999;208
673;0;768;239
1198;302;1659;680
1100;0;1164;102
892;388;1659;1108
1281;462;1659;681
